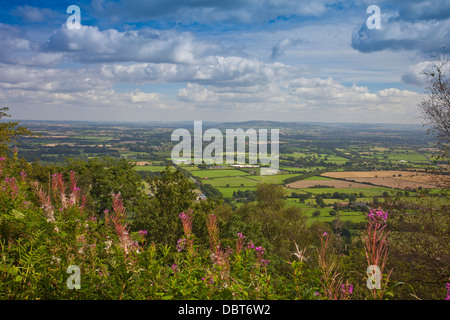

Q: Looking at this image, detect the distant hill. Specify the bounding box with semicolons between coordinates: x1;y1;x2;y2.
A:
15;119;426;135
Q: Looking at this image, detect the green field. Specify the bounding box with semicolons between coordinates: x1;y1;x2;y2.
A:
216;187;256;198
279;166;307;172
284;199;366;224
246;173;302;184
134;166;170;172
303;175;333;180
206;176;260;187
292;187;393;197
190;169;250;179
376;151;429;163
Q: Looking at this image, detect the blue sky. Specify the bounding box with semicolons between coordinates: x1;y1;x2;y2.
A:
1;0;449;123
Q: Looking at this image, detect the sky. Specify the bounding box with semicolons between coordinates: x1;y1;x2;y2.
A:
0;0;449;124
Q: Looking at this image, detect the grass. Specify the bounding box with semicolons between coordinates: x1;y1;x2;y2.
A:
133;166;170;172
216;187;256;198
284;199;366;224
189;169;250;179
207;176;260;188
376;152;429;163
246;173;302;184
320;155;350;164
279;166;307;172
283;152;318;158
291;187;393;197
303;175;333;180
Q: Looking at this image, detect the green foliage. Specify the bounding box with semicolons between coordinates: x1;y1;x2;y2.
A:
1;154;444;300
381;193;450;299
0;107;34;156
135;166;197;245
64;157;150;217
0;157;322;300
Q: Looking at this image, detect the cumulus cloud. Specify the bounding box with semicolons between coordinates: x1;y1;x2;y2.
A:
401;61;429;86
393;0;450;21
170;75;423;123
0;1;430;124
99;57;295;87
0;24;63;66
351;1;450;54
351;16;450;54
41;25;221;64
0;63;110;92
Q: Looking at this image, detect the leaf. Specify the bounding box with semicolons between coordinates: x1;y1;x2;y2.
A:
14;275;23;282
11;209;25;220
383;281;406;299
218;289;233;300
8;265;19;275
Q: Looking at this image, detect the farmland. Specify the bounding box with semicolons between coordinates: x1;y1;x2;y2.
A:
320;170;446;189
12;120;449;225
286;179;374;189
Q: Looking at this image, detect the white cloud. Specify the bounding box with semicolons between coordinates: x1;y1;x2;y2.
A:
351;3;450;54
98;56;294;87
0;24;63;67
0;64;98;92
42;25;222;64
2;0;435;124
401;61;430;86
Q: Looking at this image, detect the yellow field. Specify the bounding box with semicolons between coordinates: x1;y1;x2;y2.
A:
320;170;447;189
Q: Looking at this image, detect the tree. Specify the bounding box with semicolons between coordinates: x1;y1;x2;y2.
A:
420;51;450;155
0;107;34;156
142;166;197;244
382;195;450;299
227;183;308;272
315;196;325;208
348;193;357;204
255;183;285;211
65;157;149;217
312;210;321;217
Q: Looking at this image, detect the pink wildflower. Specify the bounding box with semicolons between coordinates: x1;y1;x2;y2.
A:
176;238;186;252
368;209;388;222
446;282;450;300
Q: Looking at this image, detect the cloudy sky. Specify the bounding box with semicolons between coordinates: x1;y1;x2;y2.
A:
0;0;449;124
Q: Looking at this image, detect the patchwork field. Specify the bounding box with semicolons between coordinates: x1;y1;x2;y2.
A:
320;170;446;189
205;176;260;188
190;169;250;179
286;179;374;189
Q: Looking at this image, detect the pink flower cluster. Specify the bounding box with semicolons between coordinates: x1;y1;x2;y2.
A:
341;283;354;295
179;209;195;253
179;209;194;238
176;238;186;252
139;230;148;237
245;240;270;267
236;233;246;254
111;193;139;255
368;209;388;222
446;282;450;300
